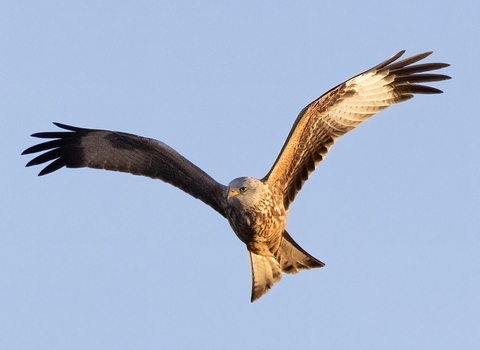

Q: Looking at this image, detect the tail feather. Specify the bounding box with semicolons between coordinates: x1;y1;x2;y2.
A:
249;252;282;302
276;230;325;274
248;230;324;302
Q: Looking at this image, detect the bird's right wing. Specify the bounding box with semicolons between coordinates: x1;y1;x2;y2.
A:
264;51;450;210
22;123;227;217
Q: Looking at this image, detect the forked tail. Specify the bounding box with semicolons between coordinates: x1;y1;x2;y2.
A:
249;252;282;302
275;230;324;274
249;230;324;302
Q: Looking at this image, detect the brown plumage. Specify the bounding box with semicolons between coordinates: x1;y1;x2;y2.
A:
22;51;450;302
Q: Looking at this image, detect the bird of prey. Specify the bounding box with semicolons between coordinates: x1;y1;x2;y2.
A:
23;51;450;302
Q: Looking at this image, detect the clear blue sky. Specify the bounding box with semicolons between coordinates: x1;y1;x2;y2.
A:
2;1;479;349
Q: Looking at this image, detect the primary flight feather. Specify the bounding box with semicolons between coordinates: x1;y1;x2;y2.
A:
23;51;450;302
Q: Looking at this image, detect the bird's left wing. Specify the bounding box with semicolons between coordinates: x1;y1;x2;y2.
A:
22;123;227;216
263;51;450;210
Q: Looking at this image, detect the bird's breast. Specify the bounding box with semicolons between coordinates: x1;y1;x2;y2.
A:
226;200;286;255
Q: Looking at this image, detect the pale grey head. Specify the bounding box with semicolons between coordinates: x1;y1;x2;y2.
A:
226;177;266;210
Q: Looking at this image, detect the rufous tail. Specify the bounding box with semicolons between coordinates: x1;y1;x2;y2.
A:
249;230;324;302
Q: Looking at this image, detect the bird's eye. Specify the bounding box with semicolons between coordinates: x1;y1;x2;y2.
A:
239;186;247;193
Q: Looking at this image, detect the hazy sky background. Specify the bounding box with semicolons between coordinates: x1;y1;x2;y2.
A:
2;1;479;349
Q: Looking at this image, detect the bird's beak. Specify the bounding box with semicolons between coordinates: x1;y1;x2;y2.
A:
228;188;240;199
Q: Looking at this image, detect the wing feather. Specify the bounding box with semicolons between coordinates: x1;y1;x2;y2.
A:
23;123;227;216
263;51;450;209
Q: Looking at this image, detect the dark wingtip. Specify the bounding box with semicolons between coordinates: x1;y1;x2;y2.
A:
393;50;406;59
25;159;36;168
52;122;84;131
22;146;36;155
436;74;452;81
37;162;63;176
23;123;75;175
22;144;42;155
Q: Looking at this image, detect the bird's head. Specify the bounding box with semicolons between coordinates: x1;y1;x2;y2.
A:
226;177;265;209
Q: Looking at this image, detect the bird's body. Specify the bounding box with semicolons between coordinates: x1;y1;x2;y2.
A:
225;177;324;300
227;177;285;253
23;51;450;302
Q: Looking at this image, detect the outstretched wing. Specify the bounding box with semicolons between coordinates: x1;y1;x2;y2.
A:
22;123;227;216
263;51;450;210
